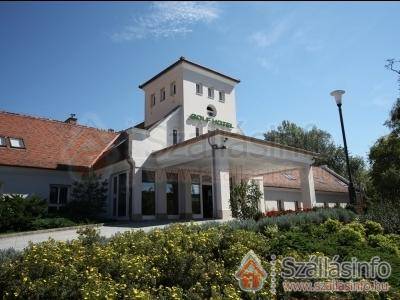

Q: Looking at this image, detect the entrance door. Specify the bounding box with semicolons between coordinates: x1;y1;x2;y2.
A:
202;185;213;218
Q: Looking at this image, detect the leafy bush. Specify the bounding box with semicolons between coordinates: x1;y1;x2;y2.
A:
364;220;384;236
0;194;47;232
363;201;400;234
226;207;357;232
336;226;364;246
229;180;262;220
65;171;108;220
30;217;76;230
0;219;399;299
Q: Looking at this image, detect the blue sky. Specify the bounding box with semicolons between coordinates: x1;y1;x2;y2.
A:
1;2;400;160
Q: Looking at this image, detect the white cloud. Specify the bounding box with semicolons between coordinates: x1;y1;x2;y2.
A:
249;20;289;48
112;1;220;41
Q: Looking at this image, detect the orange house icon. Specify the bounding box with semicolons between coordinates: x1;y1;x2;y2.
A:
235;250;268;292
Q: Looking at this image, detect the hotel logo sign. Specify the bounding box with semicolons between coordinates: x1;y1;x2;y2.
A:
235;250;268;292
189;113;233;129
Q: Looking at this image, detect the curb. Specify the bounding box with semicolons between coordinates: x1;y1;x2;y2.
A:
0;223;104;239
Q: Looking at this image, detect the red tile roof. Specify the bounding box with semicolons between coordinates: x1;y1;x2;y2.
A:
263;166;348;193
0;111;119;170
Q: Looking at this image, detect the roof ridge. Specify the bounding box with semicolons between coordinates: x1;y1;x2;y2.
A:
0;110;118;135
138;56;240;89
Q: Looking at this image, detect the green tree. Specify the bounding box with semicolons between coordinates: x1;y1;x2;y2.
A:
65;171;108;220
369;99;400;203
264;120;367;188
229;180;262;220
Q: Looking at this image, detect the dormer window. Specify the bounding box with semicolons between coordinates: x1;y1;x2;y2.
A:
160;88;166;102
208;87;214;99
0;136;6;147
9;137;25;149
150;94;156;107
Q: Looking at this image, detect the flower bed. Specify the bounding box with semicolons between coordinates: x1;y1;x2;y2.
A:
1;212;399;299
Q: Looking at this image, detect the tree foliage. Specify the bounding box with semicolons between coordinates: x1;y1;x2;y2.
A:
0;194;47;232
264;120;367;187
229;180;262;220
65;172;108;220
369;99;400;203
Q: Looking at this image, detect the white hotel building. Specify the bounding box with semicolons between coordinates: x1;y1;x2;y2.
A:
0;57;349;220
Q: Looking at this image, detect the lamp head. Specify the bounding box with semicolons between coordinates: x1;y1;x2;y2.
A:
330;90;345;106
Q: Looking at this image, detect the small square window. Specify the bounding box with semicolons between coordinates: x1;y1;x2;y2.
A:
219;91;225;103
160;88;166;101
9;138;24;148
208;87;214;99
0;136;6;147
196;83;203;95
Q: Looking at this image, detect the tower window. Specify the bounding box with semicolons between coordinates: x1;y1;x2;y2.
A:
196;83;203;95
196;127;200;137
172;129;178;145
150;94;156;107
9;137;25;149
206;105;216;117
160;88;166;101
219;91;225;103
170;82;176;96
208;87;214;99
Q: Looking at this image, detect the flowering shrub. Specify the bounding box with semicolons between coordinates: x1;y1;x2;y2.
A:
0;219;399;299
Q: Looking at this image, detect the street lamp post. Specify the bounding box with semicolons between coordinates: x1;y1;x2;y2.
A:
330;90;357;205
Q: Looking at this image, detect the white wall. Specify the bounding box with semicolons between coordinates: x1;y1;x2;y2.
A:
264;187;349;211
130;106;182;168
182;66;238;140
143;65;184;127
0;166;80;200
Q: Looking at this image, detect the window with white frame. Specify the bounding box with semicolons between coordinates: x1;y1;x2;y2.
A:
160;88;166;101
219;91;225;102
0;136;6;147
208;87;214;99
112;172;127;217
196;83;203;95
170;82;176;96
150;93;156;107
9;137;25;148
49;185;69;210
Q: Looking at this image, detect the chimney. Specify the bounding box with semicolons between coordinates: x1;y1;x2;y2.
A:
65;114;77;125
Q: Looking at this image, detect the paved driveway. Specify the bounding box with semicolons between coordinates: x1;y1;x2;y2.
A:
0;220;221;251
